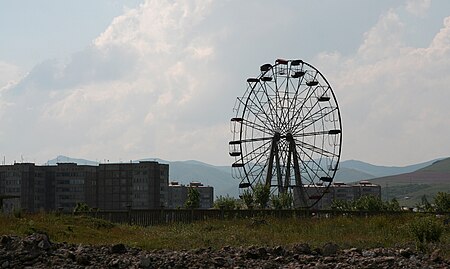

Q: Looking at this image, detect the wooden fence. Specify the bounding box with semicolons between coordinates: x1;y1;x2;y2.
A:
73;209;449;227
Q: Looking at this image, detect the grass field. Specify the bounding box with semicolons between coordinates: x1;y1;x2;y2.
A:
0;213;449;258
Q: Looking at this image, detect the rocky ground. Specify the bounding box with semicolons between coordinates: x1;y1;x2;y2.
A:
0;233;449;268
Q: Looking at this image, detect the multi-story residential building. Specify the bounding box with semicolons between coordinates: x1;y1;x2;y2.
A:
167;181;188;208
353;180;382;199
55;163;97;211
96;161;168;210
0;163;50;213
167;181;214;209
0;161;169;212
298;181;382;209
332;182;354;201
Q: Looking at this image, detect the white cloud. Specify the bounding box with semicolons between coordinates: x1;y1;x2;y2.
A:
0;61;22;91
1;0;450;167
0;0;228;165
316;9;450;165
405;0;432;17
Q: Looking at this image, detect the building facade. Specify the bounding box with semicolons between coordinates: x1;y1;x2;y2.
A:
167;181;214;209
300;181;382;209
0;161;169;212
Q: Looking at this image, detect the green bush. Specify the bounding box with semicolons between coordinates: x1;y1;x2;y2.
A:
73;202;91;213
241;189;254;209
434;192;450;213
253;183;270;209
354;195;386;211
214;195;238;210
408;216;444;251
271;192;293;210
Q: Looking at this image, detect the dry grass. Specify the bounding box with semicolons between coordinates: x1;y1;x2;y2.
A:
0;213;448;257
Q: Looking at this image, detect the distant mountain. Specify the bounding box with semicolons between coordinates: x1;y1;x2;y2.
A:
46;155;449;201
366;157;450;207
47;155;99;166
334;167;375;182
339;159;441;178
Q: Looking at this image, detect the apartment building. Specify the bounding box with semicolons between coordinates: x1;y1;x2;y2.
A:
167;181;214;209
0;161;169;212
298;181;381;209
352;180;382;199
54;163;97;212
96;161;168;210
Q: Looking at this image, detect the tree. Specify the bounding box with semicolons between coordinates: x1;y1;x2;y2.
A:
434;192;450;213
241;189;254;209
354;195;385;211
417;195;433;212
214;195;237;210
185;187;200;209
253;183;271;209
385;198;401;211
271;192;293;210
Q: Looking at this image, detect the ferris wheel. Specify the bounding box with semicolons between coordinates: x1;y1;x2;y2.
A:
229;59;342;208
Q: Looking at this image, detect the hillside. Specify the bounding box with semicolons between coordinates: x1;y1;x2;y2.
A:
339;159;440;178
367;157;450;207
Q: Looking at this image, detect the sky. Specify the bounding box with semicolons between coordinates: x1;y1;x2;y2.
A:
0;0;449;167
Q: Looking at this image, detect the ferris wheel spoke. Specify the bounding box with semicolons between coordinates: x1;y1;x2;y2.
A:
240;119;273;136
247;84;279;131
296;146;331;180
240;96;277;132
235;136;274;144
287;87;316;130
291;86;332;130
294;108;336;135
276;77;289;126
261;81;283;128
241;141;272;165
283;76;307;132
294;129;341;137
293;138;339;158
247;154;271;187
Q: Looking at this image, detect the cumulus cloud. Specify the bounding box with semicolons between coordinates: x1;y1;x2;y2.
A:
405;0;432;17
0;0;229;165
0;61;22;91
315;8;450;165
1;0;449;167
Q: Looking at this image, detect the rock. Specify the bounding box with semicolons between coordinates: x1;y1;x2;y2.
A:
1;261;10;268
0;236;12;246
111;243;127;254
37;239;51;250
362;250;376;258
293;243;311;254
273;246;284;256
139;255;152;268
257;247;267;258
430;249;441;262
322;242;338;256
1;233;450;268
245;250;260;259
212;256;226;266
75;254;90;266
399;248;413;258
